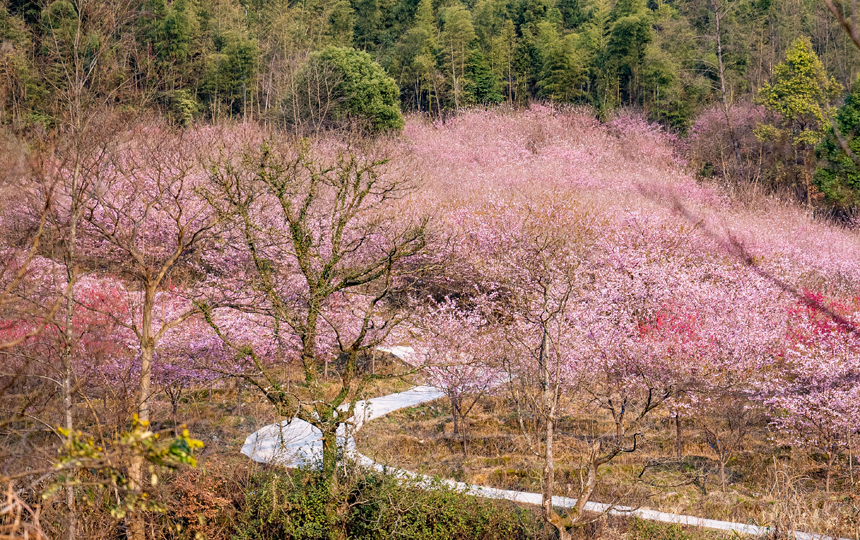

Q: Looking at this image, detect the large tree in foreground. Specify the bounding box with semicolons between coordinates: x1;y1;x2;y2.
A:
202;136;427;485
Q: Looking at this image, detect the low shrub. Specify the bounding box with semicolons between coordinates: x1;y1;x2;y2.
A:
235;465;548;540
627;518;728;540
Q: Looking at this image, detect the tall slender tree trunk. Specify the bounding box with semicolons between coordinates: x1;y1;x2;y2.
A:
538;329;569;539
849;428;855;487
675;413;683;460
714;4;743;170
451;47;459;110
137;284;156;426
61;162;81;540
129;283;156;540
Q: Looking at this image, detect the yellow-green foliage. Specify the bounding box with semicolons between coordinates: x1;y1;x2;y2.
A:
757;37;842;147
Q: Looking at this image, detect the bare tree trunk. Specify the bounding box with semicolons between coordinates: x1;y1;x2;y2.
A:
542;411;557;526
850;428;855;487
129;283;156;540
675;413;683;460
451;47;459;110
236;378;243;415
61;161;81;540
433;77;442;116
573;459;599;525
137;286;156;426
713;1;743;171
538;329;569;539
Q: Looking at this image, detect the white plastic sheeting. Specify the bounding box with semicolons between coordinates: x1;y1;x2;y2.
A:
241;385;445;467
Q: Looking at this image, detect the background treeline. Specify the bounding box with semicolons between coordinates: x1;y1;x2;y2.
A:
1;0;859;131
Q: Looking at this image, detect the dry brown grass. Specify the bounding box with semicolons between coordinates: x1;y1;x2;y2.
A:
2;360;420;539
356;395;859;540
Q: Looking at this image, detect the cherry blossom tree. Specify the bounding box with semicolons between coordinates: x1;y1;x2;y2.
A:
402;296;503;455
70;123;220;536
638;291;780;492
453;198;685;538
766;291;860;492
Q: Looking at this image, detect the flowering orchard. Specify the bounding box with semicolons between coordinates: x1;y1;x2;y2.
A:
1;106;859;538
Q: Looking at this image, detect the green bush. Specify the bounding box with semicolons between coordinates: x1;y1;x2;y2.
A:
290;46;404;134
235;466;546;540
627;518;729;540
166;89;199;126
235;468;336;540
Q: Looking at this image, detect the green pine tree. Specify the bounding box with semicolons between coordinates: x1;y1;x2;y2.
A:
814;78;860;211
757;37;842;204
464;49;503;105
757;37;842;148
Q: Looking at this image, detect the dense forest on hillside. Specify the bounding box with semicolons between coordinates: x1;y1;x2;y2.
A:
1;0;859;129
5;0;860;212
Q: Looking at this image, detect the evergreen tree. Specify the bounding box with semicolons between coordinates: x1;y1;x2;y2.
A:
757;37;842;203
642;2;701;130
329;0;356;44
440;3;476;109
582;0;615;111
408;0;441;113
538;37;585;102
139;0;202;122
201;32;259;115
352;0;382;49
293;46;404;132
814;78;860;211
758;37;842;147
0;4;39;124
606;0;651;105
141;0;199;69
558;0;584;29
535;21;584;102
464;49;503;104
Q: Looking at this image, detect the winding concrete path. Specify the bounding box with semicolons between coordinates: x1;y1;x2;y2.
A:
241;385;841;540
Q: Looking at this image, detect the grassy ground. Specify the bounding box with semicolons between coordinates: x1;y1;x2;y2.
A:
12;370;856;539
355;396;859;539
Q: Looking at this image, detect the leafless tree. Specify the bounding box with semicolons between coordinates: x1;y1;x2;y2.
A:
75;123;219;540
202;135;427;494
694;389;766;491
